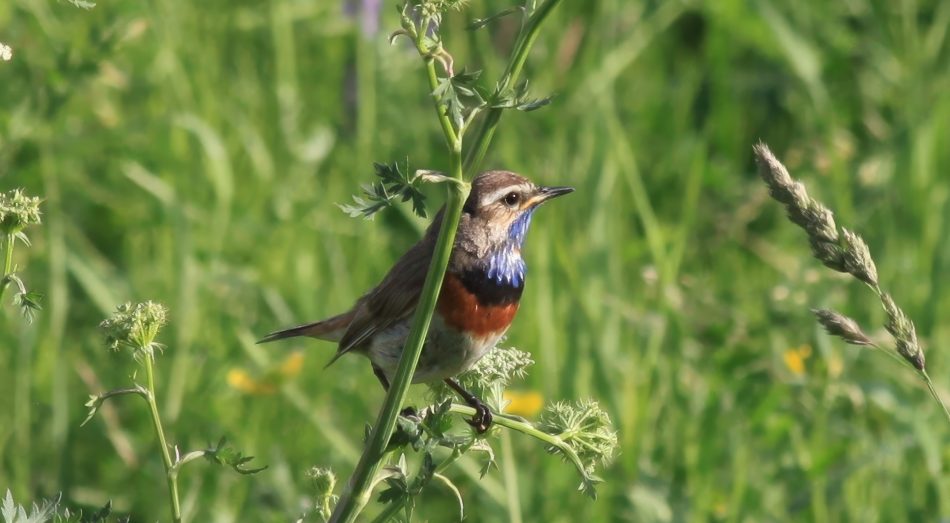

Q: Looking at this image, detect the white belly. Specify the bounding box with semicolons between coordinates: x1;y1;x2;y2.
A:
366;315;506;384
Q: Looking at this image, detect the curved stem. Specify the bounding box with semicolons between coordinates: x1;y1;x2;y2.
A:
330;96;469;523
447;404;591;485
424;57;460;149
144;355;182;523
331;4;562;519
0;232;14;302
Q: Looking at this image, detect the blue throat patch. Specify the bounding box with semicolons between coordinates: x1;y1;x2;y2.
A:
485;210;534;288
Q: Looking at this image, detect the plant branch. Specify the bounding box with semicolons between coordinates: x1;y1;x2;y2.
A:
330;68;469;523
144;355;182;523
0;232;14;302
447;403;592;486
424;56;460;148
921;370;950;424
463;0;563;175
332;4;562;519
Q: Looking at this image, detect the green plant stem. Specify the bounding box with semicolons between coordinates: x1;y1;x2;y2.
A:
920;370;950;424
500;430;523;523
330;106;469;523
331;4;561;519
463;0;563;175
424;56;460;150
367;442;468;523
368;493;404;523
144;354;182;523
447;403;592;485
0;232;14;302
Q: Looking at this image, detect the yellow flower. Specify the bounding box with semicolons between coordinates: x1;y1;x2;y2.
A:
279;351;305;378
227;368;276;395
503;390;543;418
228;351;305;395
783;344;812;376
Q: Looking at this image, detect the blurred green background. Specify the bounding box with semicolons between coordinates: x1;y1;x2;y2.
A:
3;0;950;520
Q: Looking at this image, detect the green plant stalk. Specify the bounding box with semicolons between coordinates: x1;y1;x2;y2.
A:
330;88;468;523
500;430;523;523
463;0;563;175
332;5;561;518
144;354;182;523
331;171;468;523
0;232;14;302
447;404;592;484
864;283;950;424
424;57;460;150
921;370;950;424
367;439;469;523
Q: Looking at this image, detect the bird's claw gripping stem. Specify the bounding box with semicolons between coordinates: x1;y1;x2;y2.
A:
444;377;493;434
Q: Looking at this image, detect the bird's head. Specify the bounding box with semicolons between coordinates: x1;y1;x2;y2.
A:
464;171;573;241
454;171;573;285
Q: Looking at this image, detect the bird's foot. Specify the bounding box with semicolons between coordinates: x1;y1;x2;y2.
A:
399;406;420;422
443;378;494;434
465;399;493;434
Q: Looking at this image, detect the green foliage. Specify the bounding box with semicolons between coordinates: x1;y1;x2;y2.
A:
537;399;618;495
5;0;950;520
99;301;167;358
1;490;116;523
202;437;268;475
340;161;428;219
0;189;42;237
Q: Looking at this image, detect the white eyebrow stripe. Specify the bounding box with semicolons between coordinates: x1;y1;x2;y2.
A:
482;183;534;204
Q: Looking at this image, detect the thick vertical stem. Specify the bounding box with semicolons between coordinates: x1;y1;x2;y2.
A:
0;232;14;301
331;3;562;519
144;355;182;523
331;154;468;523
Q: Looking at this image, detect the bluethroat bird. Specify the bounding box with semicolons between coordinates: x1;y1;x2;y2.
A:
259;171;573;432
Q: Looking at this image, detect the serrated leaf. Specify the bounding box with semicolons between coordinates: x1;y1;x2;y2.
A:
579;476;601;500
340;160;429;219
433;77;464;130
468;6;524;30
83;500;113;522
490;79;553;113
2;490;16;523
14;290;43;324
81;394;103;427
13;231;30;247
203;437;267;475
516;96;553;111
434;69;489;131
417;452;436;488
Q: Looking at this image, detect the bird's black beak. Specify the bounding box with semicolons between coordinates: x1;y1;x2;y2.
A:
530;185;575;207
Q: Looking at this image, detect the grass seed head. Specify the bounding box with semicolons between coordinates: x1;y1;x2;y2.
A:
880;293;924;370
840;228;878;286
812;309;873;346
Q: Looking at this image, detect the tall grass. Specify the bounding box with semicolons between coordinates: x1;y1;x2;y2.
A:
3;0;950;520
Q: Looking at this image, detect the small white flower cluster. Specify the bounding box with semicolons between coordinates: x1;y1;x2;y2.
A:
0;42;12;62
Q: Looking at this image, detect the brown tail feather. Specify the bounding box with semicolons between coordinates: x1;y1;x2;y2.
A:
257;311;353;344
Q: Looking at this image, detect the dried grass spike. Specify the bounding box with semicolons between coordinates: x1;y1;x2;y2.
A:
812;309;872;346
881;293;924;370
840;228;878;286
808;237;846;272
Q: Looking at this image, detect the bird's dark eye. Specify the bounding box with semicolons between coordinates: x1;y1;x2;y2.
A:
503;192;520;206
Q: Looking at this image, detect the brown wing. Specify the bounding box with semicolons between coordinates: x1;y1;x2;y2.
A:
330;211;444;362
